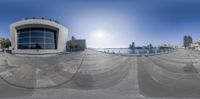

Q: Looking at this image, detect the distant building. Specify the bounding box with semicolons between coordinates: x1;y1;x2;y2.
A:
158;44;173;49
147;44;153;49
183;35;193;48
129;42;135;49
66;36;86;51
190;38;200;51
188;36;193;45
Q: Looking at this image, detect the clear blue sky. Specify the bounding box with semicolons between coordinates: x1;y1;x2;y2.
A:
1;0;200;48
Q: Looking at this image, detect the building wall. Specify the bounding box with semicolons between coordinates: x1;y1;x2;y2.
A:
183;35;193;48
66;39;86;51
10;19;68;54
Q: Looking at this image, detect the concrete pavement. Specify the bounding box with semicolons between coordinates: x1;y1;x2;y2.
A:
0;49;200;99
138;49;200;98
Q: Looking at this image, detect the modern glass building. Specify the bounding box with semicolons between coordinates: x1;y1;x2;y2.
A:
10;18;68;54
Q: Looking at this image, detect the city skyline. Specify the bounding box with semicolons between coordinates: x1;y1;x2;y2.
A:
1;0;200;48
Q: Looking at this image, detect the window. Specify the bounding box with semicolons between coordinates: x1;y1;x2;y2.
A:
46;44;55;49
45;38;55;43
18;38;29;43
17;28;57;49
30;44;44;49
18;28;29;33
18;44;29;49
31;38;44;43
45;31;55;38
31;32;44;37
18;32;29;38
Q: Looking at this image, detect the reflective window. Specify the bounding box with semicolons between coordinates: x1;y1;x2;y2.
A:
18;28;29;33
18;44;30;49
31;38;44;43
45;33;55;38
17;28;57;49
45;30;55;38
46;44;55;49
45;38;55;43
31;32;44;37
18;38;29;43
18;32;29;38
30;44;44;49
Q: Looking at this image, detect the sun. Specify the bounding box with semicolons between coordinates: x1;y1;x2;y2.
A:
97;32;103;38
95;30;104;39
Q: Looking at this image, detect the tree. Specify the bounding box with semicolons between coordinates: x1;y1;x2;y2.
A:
5;38;11;48
0;38;11;52
0;38;6;51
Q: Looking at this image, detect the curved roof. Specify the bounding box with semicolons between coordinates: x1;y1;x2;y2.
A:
10;18;67;31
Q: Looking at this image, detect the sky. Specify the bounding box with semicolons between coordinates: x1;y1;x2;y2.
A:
1;0;200;48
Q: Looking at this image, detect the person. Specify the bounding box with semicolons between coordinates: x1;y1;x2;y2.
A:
35;43;41;52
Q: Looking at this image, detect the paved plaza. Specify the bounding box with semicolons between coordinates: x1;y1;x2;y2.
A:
0;49;200;99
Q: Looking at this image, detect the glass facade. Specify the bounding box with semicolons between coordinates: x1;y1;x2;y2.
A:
17;28;57;49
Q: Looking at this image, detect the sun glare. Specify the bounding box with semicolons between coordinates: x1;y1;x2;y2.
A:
95;30;105;39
